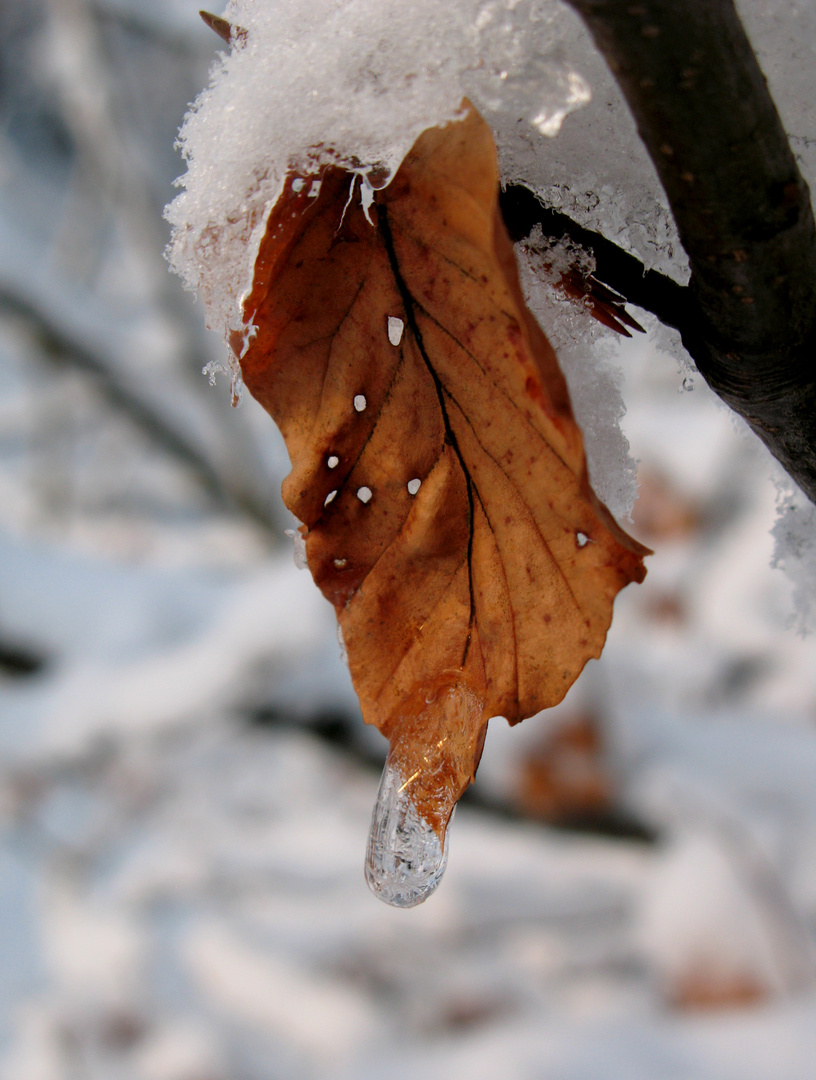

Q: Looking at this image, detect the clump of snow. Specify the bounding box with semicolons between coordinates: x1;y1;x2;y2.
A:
517;228;638;520
771;480;816;634
165;0;591;343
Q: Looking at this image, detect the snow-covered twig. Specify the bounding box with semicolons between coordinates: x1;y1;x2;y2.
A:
565;0;816;506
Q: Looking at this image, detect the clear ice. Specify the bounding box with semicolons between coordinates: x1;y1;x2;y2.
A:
365;756;450;908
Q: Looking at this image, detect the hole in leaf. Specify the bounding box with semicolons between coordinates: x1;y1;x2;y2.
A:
325;490;338;506
357;486;373;504
354;394;367;412
576;532;589;547
327;455;340;469
407;478;422;495
387;316;404;346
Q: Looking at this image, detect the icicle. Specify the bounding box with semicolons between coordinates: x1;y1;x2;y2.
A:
365;755;451;908
364;679;485;908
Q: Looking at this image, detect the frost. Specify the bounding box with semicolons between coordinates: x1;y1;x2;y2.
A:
771;482;816;634
516;228;638;521
165;0;592;345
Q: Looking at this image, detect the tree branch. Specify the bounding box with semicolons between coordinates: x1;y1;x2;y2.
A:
562;0;816;504
500;184;689;333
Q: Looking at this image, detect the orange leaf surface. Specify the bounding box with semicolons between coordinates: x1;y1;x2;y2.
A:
235;105;649;841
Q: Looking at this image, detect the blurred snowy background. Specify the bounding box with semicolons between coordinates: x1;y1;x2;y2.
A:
2;1;816;1078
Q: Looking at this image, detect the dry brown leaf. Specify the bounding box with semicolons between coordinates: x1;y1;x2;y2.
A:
235;105;649;837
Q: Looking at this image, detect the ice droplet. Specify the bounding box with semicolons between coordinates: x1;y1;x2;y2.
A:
354;394;367;412
284;528;308;570
407;477;421;495
387;316;404;346
360;175;375;226
365;756;450;908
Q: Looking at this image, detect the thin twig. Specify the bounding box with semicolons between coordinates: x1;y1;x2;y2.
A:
500;184;689;332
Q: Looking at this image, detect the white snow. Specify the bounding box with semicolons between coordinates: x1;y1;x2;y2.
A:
516;229;638;519
771;479;816;633
165;0;592;341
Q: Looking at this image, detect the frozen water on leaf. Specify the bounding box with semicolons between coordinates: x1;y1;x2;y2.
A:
283;528;308;570
202;356;244;406
365;755;450;908
360;175;375;225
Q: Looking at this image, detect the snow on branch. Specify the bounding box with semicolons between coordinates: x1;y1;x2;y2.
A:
564;0;816;506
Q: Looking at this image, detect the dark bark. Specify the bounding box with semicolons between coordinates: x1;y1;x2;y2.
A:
555;0;816;504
